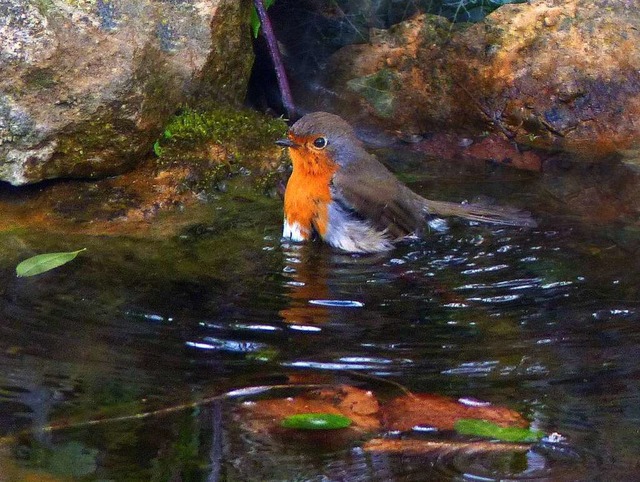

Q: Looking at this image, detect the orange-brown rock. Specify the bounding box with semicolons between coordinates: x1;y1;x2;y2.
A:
323;0;640;160
235;385;381;450
237;385;382;434
464;135;543;172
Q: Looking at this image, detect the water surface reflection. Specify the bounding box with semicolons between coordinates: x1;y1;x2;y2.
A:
1;180;640;480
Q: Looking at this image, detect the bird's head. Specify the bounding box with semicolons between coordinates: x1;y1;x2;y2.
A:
276;112;364;173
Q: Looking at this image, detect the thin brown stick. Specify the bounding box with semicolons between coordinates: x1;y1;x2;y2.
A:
0;383;329;444
253;0;296;118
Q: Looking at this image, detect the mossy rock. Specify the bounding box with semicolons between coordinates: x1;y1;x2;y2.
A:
347;69;400;119
153;108;289;195
0;0;255;185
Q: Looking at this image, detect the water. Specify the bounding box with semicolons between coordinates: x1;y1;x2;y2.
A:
1;159;640;481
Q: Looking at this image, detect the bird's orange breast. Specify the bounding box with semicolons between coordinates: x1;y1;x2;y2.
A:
284;145;338;239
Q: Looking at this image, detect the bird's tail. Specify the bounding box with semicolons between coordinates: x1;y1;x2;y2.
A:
420;198;537;228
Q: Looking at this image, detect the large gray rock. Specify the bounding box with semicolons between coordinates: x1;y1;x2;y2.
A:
0;0;253;185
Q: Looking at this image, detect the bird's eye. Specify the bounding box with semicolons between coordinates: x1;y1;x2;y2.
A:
312;137;327;149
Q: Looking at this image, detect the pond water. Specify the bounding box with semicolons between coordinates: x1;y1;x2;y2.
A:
1;153;639;481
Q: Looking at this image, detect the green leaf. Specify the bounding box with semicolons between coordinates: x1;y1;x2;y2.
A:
250;6;261;38
250;0;276;38
454;419;544;443
16;248;87;278
281;413;352;430
153;139;163;157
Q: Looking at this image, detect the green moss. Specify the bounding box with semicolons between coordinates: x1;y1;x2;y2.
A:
75;121;118;150
154;107;288;194
418;13;454;42
160;107;286;151
194;0;254;108
52;115;138;178
347;69;399;118
33;0;54;16
23;67;57;89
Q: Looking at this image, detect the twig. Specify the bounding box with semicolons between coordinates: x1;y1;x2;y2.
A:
253;0;296;119
0;383;328;444
345;369;416;398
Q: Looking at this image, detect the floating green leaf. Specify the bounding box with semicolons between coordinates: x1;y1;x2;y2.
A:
16;248;87;278
281;413;352;430
454;418;544;443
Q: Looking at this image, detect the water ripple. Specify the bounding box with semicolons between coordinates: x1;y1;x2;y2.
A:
309;299;365;308
442;361;499;376
461;264;510;275
287;325;322;332
430;441;597;481
467;294;522;303
283;361;380;370
456;277;544;291
185;338;268;353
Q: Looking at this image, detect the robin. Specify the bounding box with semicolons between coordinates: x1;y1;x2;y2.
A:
276;112;536;253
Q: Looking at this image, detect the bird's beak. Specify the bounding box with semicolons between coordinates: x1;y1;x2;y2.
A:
276;138;299;148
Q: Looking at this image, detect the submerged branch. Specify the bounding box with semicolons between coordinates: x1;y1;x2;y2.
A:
0;384;329;442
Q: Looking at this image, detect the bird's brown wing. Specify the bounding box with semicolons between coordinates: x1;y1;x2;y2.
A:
331;154;426;239
332;151;537;235
420;198;537;227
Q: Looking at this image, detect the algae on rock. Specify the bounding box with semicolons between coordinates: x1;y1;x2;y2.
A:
154;108;289;195
0;0;256;185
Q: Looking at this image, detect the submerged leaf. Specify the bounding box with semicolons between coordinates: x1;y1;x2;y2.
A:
454;418;544;443
382;393;528;431
16;248;87;278
281;413;352;430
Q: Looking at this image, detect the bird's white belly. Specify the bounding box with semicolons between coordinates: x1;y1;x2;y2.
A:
324;202;393;253
282;219;306;242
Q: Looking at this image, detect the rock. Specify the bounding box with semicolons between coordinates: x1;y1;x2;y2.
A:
0;0;253;185
0;108;288;237
408;132;544;172
317;0;640;161
541;157;640;223
464;135;543;172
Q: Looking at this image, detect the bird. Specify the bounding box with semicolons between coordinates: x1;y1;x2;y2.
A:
276;112;536;253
